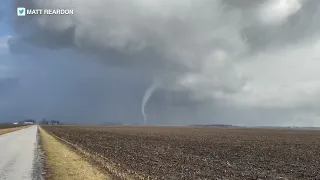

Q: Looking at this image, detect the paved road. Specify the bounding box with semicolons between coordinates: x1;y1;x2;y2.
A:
0;126;38;180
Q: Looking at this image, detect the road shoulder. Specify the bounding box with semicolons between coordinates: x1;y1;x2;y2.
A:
39;127;111;180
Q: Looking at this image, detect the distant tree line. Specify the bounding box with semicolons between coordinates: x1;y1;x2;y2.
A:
2;118;62;125
41;118;60;125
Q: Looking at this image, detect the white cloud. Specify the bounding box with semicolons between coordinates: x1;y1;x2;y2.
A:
231;38;320;108
258;0;303;26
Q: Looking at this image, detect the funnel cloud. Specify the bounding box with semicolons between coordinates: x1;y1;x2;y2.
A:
142;80;161;125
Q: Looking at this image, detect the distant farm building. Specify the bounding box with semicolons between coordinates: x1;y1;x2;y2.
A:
23;119;35;125
24;122;34;125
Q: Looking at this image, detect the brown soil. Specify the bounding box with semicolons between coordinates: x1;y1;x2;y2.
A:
41;125;320;180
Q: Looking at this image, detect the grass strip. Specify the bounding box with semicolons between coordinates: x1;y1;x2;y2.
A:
0;126;27;135
39;127;111;180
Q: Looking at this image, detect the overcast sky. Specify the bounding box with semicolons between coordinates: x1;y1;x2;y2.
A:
1;0;320;126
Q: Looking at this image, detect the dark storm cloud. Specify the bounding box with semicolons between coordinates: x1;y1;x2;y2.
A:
0;78;19;95
3;0;320;126
0;49;151;124
10;0;252;127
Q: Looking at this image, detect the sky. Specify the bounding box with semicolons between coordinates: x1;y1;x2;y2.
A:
1;0;320;126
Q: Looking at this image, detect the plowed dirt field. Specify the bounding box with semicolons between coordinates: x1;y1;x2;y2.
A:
42;125;320;180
